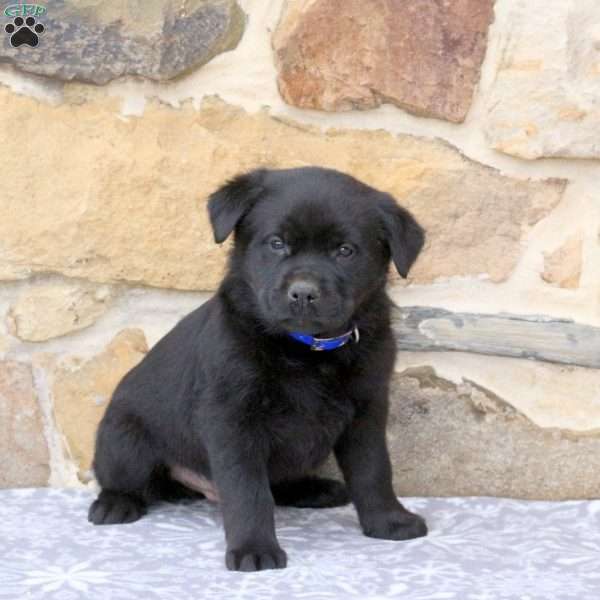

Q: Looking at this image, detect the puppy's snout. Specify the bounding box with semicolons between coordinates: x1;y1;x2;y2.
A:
287;280;320;310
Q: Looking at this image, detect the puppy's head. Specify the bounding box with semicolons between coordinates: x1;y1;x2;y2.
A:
208;167;424;335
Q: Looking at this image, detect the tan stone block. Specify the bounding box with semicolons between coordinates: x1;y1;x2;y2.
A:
541;235;583;289
7;282;113;342
50;329;148;476
0;90;565;288
0;361;50;487
273;0;495;123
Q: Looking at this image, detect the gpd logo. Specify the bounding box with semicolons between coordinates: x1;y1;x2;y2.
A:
4;3;46;47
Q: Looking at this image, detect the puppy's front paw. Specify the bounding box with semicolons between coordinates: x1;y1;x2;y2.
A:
225;543;287;572
362;509;427;541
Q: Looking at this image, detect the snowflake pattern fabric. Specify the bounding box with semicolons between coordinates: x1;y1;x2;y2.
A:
0;489;599;599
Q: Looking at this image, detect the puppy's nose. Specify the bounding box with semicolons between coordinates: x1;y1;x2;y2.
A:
288;280;320;307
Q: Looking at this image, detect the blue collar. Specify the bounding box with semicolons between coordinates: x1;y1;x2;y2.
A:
288;325;360;351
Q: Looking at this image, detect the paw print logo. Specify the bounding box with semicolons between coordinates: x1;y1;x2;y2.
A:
5;16;44;48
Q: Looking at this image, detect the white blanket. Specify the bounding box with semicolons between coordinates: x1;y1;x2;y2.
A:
1;489;598;599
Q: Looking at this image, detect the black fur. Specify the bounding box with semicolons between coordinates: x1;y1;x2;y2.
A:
89;166;427;571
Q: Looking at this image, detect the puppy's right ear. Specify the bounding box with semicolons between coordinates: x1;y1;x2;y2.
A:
377;192;425;278
207;169;266;243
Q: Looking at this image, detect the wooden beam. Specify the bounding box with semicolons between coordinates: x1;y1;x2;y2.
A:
392;306;600;370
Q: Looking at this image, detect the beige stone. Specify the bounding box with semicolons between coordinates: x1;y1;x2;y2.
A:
50;329;148;477
485;0;600;159
273;0;495;123
0;336;9;357
541;236;583;289
7;282;113;342
395;351;600;432
0;361;50;487
0;90;565;288
320;368;600;500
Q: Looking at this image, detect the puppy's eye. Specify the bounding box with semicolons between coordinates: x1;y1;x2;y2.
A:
337;244;354;258
269;236;286;252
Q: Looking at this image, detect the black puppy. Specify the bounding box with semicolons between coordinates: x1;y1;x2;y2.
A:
89;166;427;571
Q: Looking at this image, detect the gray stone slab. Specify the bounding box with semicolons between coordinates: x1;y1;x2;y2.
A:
0;0;245;83
393;306;600;369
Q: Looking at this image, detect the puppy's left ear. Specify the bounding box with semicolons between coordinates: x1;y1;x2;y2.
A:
377;193;425;278
207;169;266;243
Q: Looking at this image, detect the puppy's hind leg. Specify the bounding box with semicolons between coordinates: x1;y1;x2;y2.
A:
88;415;155;525
271;477;350;508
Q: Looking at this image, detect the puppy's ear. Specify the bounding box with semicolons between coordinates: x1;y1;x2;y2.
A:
377;193;425;278
207;169;266;243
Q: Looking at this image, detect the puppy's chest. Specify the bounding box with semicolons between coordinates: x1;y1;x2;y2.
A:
254;367;355;476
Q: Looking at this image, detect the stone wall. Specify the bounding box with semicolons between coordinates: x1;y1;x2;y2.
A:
1;0;599;499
